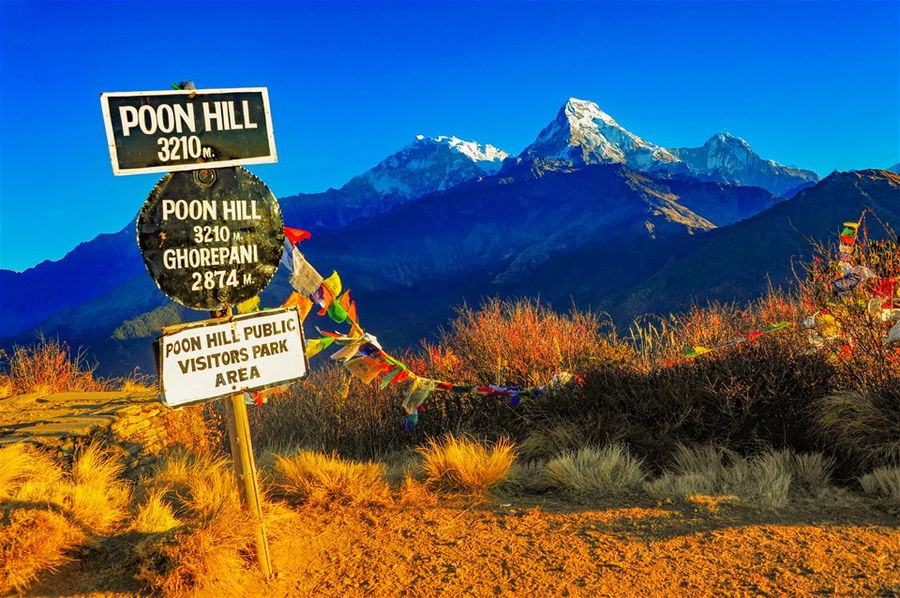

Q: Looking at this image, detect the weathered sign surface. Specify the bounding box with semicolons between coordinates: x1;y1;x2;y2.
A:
100;87;277;175
157;308;307;407
136;166;284;311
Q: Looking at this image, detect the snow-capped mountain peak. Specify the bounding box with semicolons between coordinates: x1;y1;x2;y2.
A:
563;97;619;127
671;132;820;195
339;134;510;201
518;97;679;169
415;134;509;169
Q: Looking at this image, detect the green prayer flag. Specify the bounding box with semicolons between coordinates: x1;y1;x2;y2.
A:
380;366;404;389
326;299;348;323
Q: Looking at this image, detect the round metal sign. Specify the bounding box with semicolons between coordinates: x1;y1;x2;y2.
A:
136;166;284;310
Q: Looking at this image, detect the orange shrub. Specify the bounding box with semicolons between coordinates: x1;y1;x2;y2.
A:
427;297;629;387
0;337;109;396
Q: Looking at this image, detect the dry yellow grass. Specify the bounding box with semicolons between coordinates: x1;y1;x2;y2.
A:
68;443;131;534
132;452;255;596
134;511;253;597
144;452;242;521
129;489;182;534
0;508;85;594
418;434;515;494
0;442;130;594
546;444;646;495
859;466;900;502
270;449;392;506
644;445;835;508
0;443;64;500
0;442;130;533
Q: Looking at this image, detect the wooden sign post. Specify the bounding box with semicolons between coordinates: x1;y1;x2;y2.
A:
103;84;300;578
223;375;274;578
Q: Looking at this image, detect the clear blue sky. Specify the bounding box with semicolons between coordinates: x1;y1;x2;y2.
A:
1;1;897;272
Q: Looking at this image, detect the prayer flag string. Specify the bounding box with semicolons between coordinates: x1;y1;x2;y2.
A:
247;213;899;424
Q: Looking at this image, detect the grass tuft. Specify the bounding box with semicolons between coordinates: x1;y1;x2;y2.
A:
130;489;182;534
133;451;255;596
271;450;392;506
545;444;645;496
501;460;553;494
134;512;252;597
645;446;834;508
418;434;515;494
859;466;900;502
0;442;129;593
67;443;131;534
0;508;85;595
144;452;242;521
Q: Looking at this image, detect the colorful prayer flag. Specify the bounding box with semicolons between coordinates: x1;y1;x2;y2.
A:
236;296;260;313
380;366;406;389
315;283;336;315
330;339;365;362
345;356;390;384
305;337;335;358
871;278;896;298
289;248;324;296
284;227;312;245
326;297;349;323
283;292;314;320
402;378;437;415
322;271;342;298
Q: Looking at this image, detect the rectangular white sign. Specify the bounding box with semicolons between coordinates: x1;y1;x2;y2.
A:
158;307;306;407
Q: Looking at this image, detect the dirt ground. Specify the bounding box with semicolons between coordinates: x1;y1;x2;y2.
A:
31;494;900;597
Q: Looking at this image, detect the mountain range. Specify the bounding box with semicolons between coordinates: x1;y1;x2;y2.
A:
2;97;896;376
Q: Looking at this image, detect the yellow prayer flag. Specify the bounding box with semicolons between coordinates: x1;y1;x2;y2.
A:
348;321;364;338
817;314;841;338
322;271;342;298
344;356;385;384
282;293;313;321
305;337;334;358
283;292;314;321
283;291;302;308
236;296;260;314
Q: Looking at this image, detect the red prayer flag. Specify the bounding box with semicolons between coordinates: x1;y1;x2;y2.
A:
284;227;312;245
393;370;412;384
871;278;896;298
